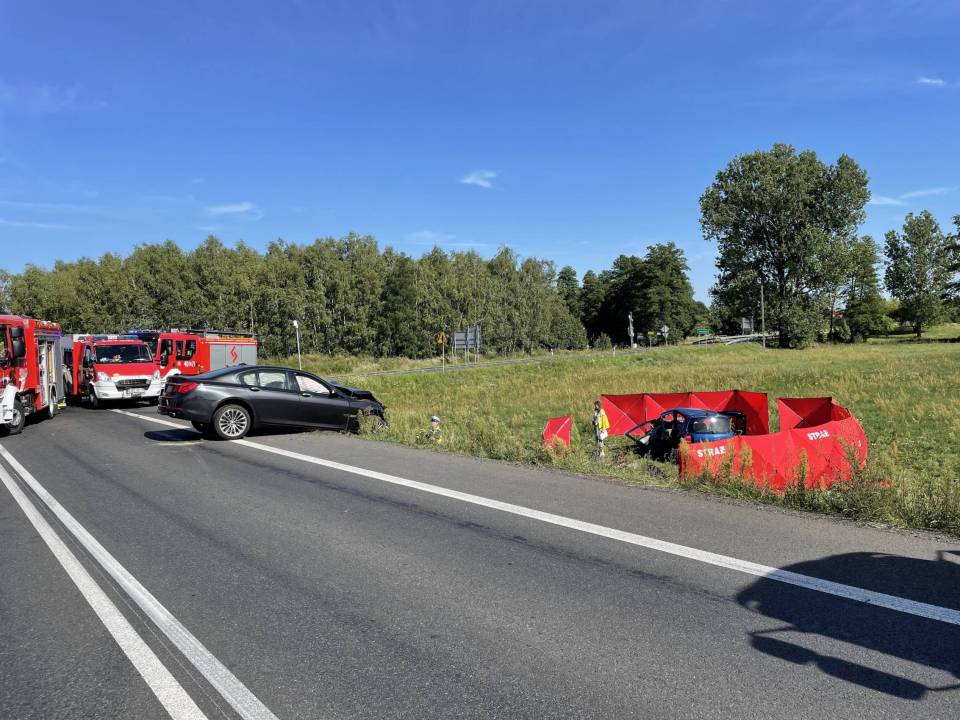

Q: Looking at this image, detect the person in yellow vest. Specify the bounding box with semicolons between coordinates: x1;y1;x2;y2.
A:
593;399;610;458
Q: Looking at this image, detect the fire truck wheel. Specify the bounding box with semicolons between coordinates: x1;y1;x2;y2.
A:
5;399;25;435
212;404;251;440
48;393;58;418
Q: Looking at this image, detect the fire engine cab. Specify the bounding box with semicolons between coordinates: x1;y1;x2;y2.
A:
68;336;164;407
153;329;257;379
0;314;63;435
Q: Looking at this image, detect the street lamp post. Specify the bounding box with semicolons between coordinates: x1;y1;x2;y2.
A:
292;319;302;369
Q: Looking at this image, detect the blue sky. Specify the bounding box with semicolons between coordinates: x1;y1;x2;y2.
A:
1;1;958;301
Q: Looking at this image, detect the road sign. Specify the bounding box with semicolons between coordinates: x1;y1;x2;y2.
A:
660;325;669;337
436;332;447;345
453;325;481;352
697;328;709;336
646;331;654;336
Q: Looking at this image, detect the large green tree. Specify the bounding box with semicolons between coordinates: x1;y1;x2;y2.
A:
700;144;869;347
842;236;889;342
948;214;960;304
884;211;953;337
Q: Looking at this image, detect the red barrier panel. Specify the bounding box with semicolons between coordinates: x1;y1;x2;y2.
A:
602;390;769;436
542;415;573;448
680;398;868;491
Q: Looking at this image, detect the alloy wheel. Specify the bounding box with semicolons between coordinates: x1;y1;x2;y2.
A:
217;407;249;438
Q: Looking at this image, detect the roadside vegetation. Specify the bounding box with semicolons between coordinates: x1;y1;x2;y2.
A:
277;333;960;536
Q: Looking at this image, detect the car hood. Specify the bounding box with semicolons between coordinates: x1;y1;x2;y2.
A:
331;382;379;403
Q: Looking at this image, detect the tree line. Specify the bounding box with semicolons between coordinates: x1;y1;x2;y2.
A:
2;143;957;355
0;234;700;358
702;144;960;346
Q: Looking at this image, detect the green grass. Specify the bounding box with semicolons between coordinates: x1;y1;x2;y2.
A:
273;333;960;535
868;322;960;344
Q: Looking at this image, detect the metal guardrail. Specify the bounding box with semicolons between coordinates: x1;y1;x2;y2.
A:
691;333;778;346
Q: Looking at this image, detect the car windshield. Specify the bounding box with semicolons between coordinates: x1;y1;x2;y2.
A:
95;344;153;364
690;416;732;434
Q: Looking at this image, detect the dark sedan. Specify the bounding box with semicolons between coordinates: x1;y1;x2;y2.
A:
158;365;386;440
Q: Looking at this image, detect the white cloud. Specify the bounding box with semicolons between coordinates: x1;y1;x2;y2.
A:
406;230;456;244
205;201;263;220
0;217;74;229
867;195;905;206
899;186;957;199
404;230;495;250
0;199;103;213
868;185;957;207
916;77;946;87
460;170;497;189
0;81;106;113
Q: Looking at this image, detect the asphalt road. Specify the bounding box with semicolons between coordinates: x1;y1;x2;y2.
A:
1;405;958;719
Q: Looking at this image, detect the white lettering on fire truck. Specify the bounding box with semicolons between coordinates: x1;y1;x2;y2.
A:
807;430;830;441
696;446;726;459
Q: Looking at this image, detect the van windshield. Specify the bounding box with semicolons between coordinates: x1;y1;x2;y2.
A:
690;416;732;435
95;344;153;364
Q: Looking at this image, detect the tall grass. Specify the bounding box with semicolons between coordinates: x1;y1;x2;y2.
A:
278;337;960;535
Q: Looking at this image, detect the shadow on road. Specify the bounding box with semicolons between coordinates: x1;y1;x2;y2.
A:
143;427;318;443
737;551;960;700
144;429;201;442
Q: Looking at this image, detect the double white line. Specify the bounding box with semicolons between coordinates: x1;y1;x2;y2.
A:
0;444;280;720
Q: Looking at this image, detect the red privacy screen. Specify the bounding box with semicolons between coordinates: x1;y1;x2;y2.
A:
602;390;770;437
680;397;868;491
542;415;573;448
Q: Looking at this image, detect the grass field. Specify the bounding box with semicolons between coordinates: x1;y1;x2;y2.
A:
275;325;960;535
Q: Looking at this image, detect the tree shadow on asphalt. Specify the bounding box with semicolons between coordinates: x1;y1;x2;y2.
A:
737;551;960;700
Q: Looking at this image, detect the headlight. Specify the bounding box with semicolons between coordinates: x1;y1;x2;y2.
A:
153;370;160;380
96;372;110;382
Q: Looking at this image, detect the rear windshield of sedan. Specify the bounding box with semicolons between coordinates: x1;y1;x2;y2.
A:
690;416;732;434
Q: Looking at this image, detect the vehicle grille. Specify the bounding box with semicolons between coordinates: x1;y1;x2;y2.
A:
116;378;150;390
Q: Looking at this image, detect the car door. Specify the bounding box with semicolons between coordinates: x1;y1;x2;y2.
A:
293;372;352;428
237;369;301;426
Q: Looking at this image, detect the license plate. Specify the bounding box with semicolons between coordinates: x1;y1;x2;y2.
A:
125;389;144;397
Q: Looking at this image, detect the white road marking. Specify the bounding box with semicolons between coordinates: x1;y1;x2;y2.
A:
0;444;281;720
113;408;960;627
0;462;208;720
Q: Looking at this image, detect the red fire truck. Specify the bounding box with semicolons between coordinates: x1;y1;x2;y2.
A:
153;329;257;379
68;336;164;407
0;314;63;435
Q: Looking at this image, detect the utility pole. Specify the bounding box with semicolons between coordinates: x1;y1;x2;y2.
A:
759;278;766;349
292;319;302;369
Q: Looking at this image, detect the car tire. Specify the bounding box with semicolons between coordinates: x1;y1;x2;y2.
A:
212;404;251;440
87;388;99;410
5;399;26;435
147;397;159;406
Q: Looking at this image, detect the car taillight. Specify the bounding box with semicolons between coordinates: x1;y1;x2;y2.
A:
174;381;199;394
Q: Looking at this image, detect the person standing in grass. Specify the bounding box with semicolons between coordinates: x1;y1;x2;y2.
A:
593;400;610;458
